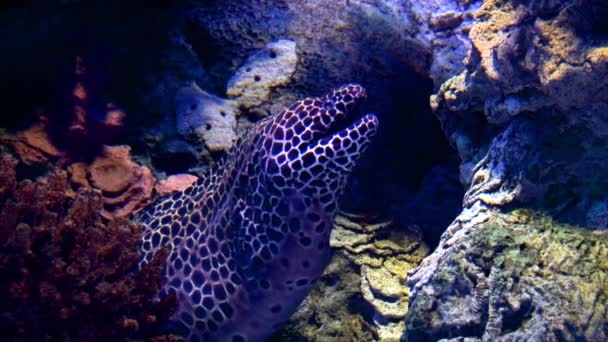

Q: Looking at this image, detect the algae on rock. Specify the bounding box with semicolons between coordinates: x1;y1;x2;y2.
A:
406;211;608;341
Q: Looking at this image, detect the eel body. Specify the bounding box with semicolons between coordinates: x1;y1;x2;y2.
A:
138;84;378;341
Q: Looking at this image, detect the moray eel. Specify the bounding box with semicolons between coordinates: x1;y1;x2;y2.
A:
138;84;378;342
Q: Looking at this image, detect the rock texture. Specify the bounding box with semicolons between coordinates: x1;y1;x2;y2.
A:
406;0;608;340
406;210;608;341
227;39;298;110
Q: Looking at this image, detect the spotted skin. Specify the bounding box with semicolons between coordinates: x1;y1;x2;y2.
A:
138;84;378;342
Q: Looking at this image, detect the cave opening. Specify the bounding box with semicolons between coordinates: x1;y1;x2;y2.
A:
339;63;464;248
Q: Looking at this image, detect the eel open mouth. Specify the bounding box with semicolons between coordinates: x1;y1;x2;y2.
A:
318;112;379;148
317;84;378;146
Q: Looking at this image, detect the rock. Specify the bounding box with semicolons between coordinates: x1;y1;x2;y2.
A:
155;173;199;197
175;83;238;152
153;138;199;175
586;200;608;230
407;1;608;340
405;211;608;341
226;39;298;110
190;0;432;101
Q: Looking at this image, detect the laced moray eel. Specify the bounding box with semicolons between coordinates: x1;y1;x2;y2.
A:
137;84;378;341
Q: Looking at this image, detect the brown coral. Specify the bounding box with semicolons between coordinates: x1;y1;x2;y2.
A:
0;153;176;341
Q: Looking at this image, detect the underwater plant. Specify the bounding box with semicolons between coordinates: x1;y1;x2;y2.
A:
0;154;177;341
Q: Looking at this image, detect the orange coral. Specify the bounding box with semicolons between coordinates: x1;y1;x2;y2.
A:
0;153;177;341
85;145;155;219
0;132;157;219
2;117;62;165
155;173;199;197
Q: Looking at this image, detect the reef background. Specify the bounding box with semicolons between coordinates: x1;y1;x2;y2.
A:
1;0;607;341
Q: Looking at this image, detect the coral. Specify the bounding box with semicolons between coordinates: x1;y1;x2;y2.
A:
0;135;156;220
276;212;429;341
175;83;238;152
84;145;155;219
406;211;608;341
0;154;176;341
331;212;428;340
0;117;62;165
154;173;199;197
226;39;298;110
21;120;62;159
0;154;18;201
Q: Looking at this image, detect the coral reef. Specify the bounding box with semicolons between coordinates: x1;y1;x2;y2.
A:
406;210;608;341
0;154;176;341
1;124;157;219
276;212;429;341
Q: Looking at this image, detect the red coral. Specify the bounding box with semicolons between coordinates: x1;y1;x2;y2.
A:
0;154;177;341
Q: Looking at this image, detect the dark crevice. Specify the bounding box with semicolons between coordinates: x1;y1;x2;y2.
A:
340;66;463;249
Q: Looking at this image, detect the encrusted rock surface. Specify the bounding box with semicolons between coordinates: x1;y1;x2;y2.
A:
406;210;608;341
406;0;608;340
275;212;429;341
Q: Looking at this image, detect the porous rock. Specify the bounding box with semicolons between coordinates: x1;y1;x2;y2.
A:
227;39;298;110
175;82;238;152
